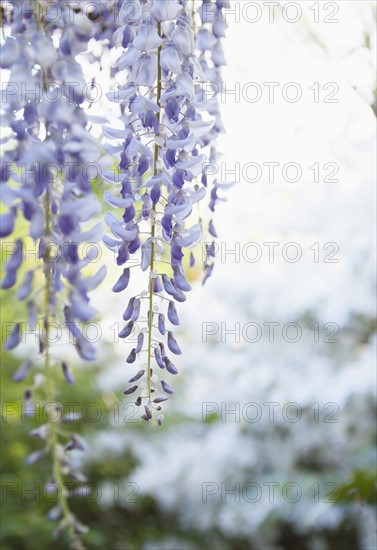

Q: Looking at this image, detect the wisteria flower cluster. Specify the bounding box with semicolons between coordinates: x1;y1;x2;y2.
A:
102;0;228;424
1;0;114;544
1;0;227;545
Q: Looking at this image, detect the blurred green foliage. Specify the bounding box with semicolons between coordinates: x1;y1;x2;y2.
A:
0;190;375;550
1;333;374;550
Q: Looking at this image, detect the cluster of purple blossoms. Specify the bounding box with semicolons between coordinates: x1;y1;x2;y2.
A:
102;0;228;423
197;0;232;282
1;0;228;543
0;1;117;543
1;1;109;353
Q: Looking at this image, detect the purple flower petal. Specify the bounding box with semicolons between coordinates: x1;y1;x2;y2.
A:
167;301;180;325
160;45;182;74
153;397;168;404
167;331;182;355
141;239;152;271
162;274;176;296
133;22;163;51
112;268;130;293
153;276;163;293
127;348;136;363
2;239;22;289
119;321;134;339
154;347;165;369
158;313;166;335
209;220;218;238
0;208;16;237
128;369;145;383
173;266;192;292
135;332;144;354
61;361;75;385
5;323;20;350
123;385;138;395
130;298;141;322
26;450;47;465
75;337;96;362
123;297;135;321
203;263;215;284
151;0;182;21
172;286;187;303
161;380;174;395
164;357;178;375
12;360;32;383
151;184;161;205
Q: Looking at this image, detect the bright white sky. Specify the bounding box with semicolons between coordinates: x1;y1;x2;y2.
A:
218;1;376;239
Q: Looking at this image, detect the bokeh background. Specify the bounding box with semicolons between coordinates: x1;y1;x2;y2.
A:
1;1;376;549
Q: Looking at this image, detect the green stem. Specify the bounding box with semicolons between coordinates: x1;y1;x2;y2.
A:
147;22;162;401
33;2;80;544
43;191;75;540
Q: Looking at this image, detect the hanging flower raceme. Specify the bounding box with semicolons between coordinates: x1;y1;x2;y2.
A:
103;0;227;423
197;0;232;282
1;0;229;541
1;1;108;544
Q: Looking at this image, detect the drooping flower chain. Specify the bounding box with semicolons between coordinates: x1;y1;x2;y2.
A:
103;0;227;422
0;1;113;543
0;0;229;541
197;0;231;282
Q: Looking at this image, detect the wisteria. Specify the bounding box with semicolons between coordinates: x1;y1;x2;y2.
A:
1;1;111;545
1;0;227;544
2;1;376;549
102;0;228;423
197;0;231;282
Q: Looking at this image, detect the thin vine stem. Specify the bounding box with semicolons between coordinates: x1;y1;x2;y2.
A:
34;2;82;546
43;189;76;544
147;21;163;402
